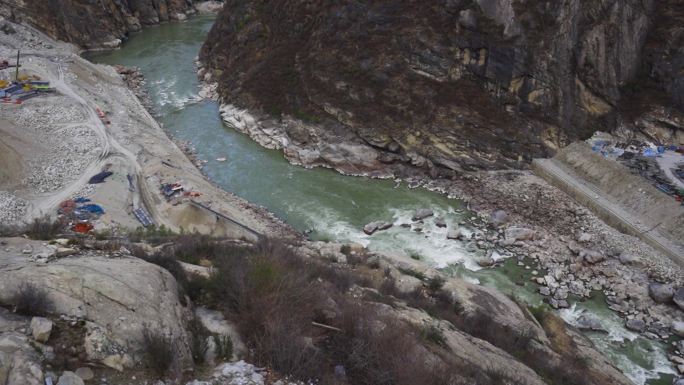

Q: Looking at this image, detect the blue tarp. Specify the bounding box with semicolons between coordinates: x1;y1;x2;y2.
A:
79;204;105;215
88;171;113;184
73;197;91;203
643;148;657;157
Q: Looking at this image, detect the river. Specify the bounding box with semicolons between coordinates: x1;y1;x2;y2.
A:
86;14;674;385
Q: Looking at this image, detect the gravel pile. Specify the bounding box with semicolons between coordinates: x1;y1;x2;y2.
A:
0;191;27;223
14;101;87;129
23;125;100;193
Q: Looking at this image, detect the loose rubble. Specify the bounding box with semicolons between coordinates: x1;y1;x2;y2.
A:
0;192;27;223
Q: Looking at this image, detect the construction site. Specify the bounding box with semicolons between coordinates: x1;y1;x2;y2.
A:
0;19;291;240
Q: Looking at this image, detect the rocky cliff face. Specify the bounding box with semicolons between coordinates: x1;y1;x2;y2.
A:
200;0;684;172
0;0;197;48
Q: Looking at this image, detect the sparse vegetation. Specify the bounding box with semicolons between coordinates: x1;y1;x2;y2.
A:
128;225;177;243
165;237;484;384
427;276;445;292
26;215;63;240
0;216;65;240
11;282;51;316
131;234;595;385
214;334;233;361
419;324;449;349
188;317;209;365
141;327;176;378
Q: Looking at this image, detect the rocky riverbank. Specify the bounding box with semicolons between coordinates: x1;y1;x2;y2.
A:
195;60;684;379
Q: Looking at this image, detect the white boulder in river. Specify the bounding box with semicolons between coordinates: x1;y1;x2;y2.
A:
0;238;193;369
412;208;434;221
363;221;393;235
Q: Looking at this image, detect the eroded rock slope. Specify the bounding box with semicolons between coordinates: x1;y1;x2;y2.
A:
199;0;684;171
0;0;197;48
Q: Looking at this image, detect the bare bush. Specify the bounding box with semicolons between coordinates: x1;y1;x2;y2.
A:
12;283;50;316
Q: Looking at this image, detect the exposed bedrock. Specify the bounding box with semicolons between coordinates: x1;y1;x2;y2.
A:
200;0;684;172
0;0;198;48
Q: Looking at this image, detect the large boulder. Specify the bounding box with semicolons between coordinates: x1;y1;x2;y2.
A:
625;319;646;333
0;238;192;367
505;227;536;241
648;283;675;303
363;221;393;235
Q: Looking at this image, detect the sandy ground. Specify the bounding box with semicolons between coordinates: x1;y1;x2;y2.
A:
0;20;295;239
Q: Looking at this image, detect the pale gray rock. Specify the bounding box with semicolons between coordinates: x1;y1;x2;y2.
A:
577;313;607;332
489;209;508;227
0;332;43;385
553;287;569;300
446;227;462;240
505;227;536;241
30;316;52;343
618;252;639;265
672;321;684;338
577;233;592;243
363;221;393;235
582;249;605;264
648;283;674;303
57;371;84;385
412;208;434;221
625;319;646;333
434;217;447;228
74;367;94;381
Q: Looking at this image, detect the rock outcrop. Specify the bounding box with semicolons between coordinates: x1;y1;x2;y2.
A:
200;0;684;172
0;238;192;369
0;0;198;48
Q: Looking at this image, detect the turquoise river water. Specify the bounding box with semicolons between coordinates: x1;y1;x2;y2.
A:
87;14;674;385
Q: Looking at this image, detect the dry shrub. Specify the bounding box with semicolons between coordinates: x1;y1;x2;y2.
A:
141;327;176;378
328;303;458;385
26;215;63;240
12;282;51;316
188;317;209;365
